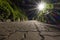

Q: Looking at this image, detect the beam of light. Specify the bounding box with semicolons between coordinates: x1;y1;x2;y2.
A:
28;2;46;12
37;2;46;11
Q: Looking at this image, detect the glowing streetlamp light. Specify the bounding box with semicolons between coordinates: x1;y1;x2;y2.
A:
37;2;46;11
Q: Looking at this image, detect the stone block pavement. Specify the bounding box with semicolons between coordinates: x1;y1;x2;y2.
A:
0;21;60;40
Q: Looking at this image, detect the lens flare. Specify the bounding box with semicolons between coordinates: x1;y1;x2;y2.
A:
37;2;46;11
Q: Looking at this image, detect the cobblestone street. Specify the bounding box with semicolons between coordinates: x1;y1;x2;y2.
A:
0;21;60;40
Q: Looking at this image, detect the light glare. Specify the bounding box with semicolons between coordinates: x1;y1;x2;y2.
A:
37;2;46;11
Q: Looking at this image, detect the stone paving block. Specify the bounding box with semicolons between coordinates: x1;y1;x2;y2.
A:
41;32;60;36
24;32;42;40
44;36;60;40
6;32;25;40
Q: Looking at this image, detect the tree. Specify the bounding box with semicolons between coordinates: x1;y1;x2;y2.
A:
0;0;28;22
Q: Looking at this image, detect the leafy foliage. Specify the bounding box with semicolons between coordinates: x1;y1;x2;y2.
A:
34;3;54;23
0;0;28;22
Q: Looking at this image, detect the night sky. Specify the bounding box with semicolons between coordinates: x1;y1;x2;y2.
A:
19;0;39;20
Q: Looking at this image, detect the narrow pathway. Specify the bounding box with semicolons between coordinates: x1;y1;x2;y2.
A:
0;21;60;40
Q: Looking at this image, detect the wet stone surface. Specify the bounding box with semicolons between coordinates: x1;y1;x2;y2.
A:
0;21;60;40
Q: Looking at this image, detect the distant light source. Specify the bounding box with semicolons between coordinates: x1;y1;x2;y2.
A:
37;2;46;11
